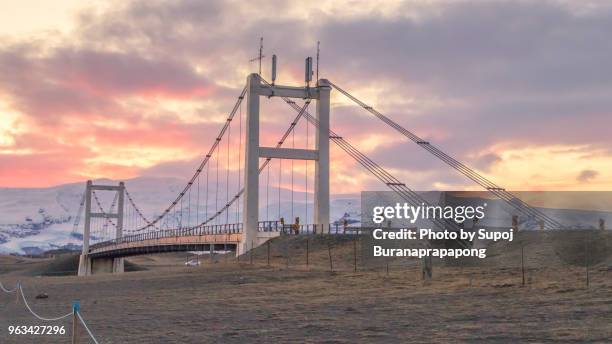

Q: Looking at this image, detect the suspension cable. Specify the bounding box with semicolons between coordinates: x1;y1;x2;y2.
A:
329;81;563;229
125;86;247;231
71;192;85;234
91;191;117;232
255;78;464;241
194;100;312;227
123;188;161;231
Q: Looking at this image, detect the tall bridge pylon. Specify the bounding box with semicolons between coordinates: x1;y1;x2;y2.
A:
240;74;330;255
78;180;125;276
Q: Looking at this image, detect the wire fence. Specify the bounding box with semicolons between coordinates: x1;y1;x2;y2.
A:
0;280;100;343
235;230;611;289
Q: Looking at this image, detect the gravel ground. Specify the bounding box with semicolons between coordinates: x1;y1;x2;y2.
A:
0;232;610;343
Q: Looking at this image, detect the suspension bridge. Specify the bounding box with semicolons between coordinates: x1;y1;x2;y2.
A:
73;65;563;276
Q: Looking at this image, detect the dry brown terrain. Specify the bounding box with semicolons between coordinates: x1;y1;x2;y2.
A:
0;231;610;343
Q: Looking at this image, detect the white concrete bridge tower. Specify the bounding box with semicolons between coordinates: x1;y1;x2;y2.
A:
240;71;331;255
78;180;125;276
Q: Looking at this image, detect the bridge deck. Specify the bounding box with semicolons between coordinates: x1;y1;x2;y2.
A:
89;233;241;258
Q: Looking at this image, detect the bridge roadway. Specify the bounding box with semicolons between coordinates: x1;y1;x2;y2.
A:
80;223;511;275
88;233;243;258
86;221;294;259
86;222;356;259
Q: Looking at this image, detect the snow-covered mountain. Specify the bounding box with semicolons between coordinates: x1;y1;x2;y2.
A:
4;177;609;256
0;177;360;254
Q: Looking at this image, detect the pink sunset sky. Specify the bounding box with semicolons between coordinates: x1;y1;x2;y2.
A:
0;0;611;192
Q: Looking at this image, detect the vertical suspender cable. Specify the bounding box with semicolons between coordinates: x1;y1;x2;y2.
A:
215;142;220;225
187;186;191;228
205;158;210;225
278;159;282;220
177;194;181;228
305;110;309;224
237;101;242;223
266;161;270;221
291;128;295;221
196;173;200;225
226;115;231;225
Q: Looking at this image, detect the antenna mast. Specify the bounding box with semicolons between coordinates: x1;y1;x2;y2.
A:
249;37;265;75
316;41;320;82
258;37;263;75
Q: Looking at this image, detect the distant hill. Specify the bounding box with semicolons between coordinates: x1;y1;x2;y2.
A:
0;177;360;254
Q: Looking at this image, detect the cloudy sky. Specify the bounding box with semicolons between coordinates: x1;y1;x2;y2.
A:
0;0;610;192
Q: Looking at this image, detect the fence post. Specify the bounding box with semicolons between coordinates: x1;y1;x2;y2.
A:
285;239;290;269
422;255;432;281
250;240;254;265
267;241;270;266
521;245;525;287
306;238;309;267
328;241;333;272
71;300;80;344
353;237;357;272
210;243;214;263
585;236;589;288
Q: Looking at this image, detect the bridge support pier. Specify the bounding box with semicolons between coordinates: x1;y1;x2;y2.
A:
77;254;91;276
80;257;124;275
240;74;330;256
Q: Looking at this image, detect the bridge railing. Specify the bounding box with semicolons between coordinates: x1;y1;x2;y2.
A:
257;221;281;232
90;222;244;250
89;221;287;251
89;221;367;252
278;223;365;235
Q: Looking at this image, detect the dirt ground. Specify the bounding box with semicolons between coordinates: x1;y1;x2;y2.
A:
0;232;611;343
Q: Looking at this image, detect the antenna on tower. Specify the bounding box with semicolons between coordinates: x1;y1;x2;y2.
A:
271;54;277;85
249;37;265;75
316;41;320;82
305;57;313;86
